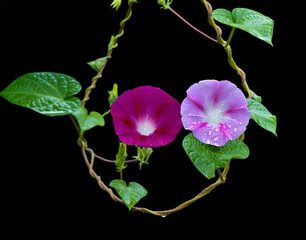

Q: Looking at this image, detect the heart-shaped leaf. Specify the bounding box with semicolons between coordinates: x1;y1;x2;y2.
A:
183;133;249;179
247;98;277;136
73;107;105;134
0;72;82;116
212;8;274;46
110;180;148;210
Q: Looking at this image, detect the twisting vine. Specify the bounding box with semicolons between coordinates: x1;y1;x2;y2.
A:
81;1;135;107
81;143;231;217
201;0;252;97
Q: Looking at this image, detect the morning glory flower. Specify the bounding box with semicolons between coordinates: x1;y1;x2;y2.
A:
111;86;182;148
181;80;250;146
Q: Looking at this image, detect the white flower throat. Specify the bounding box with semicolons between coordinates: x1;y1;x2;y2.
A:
138;120;155;136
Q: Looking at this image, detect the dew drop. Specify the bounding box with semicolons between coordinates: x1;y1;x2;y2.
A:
207;140;211;144
233;128;238;132
214;136;219;141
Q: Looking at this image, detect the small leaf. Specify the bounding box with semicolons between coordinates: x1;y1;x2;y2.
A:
110;180;148;210
73;107;105;134
0;72;81;116
212;8;274;46
183;133;249;179
87;56;108;72
108;83;118;106
247;98;277;136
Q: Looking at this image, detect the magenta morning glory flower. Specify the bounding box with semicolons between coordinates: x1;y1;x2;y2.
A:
181;80;250;146
111;86;182;148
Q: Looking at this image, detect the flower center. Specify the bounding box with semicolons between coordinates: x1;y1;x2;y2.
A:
206;108;224;124
138;120;156;136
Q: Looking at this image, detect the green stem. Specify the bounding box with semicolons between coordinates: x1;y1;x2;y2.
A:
224;27;236;48
202;0;226;45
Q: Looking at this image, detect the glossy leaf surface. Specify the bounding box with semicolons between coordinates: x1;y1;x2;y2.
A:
0;72;81;116
213;8;274;45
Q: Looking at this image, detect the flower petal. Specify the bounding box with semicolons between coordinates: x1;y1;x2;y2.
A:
216;80;248;111
186;80;220;112
192;123;229;146
223;108;250;139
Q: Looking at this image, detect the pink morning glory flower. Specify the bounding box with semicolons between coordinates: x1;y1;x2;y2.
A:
181;80;250;146
111;86;182;148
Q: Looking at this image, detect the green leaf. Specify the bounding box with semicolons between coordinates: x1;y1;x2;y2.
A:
87;56;108;73
108;83;118;106
247;98;277;136
110;179;148;210
183;133;249;179
212;8;274;46
73;107;105;134
0;72;81;116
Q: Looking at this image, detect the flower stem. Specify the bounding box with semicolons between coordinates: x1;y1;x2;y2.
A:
167;6;219;44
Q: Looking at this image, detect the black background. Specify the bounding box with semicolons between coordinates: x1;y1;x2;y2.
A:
0;0;292;237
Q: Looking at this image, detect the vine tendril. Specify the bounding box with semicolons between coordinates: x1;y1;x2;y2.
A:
81;2;135;107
